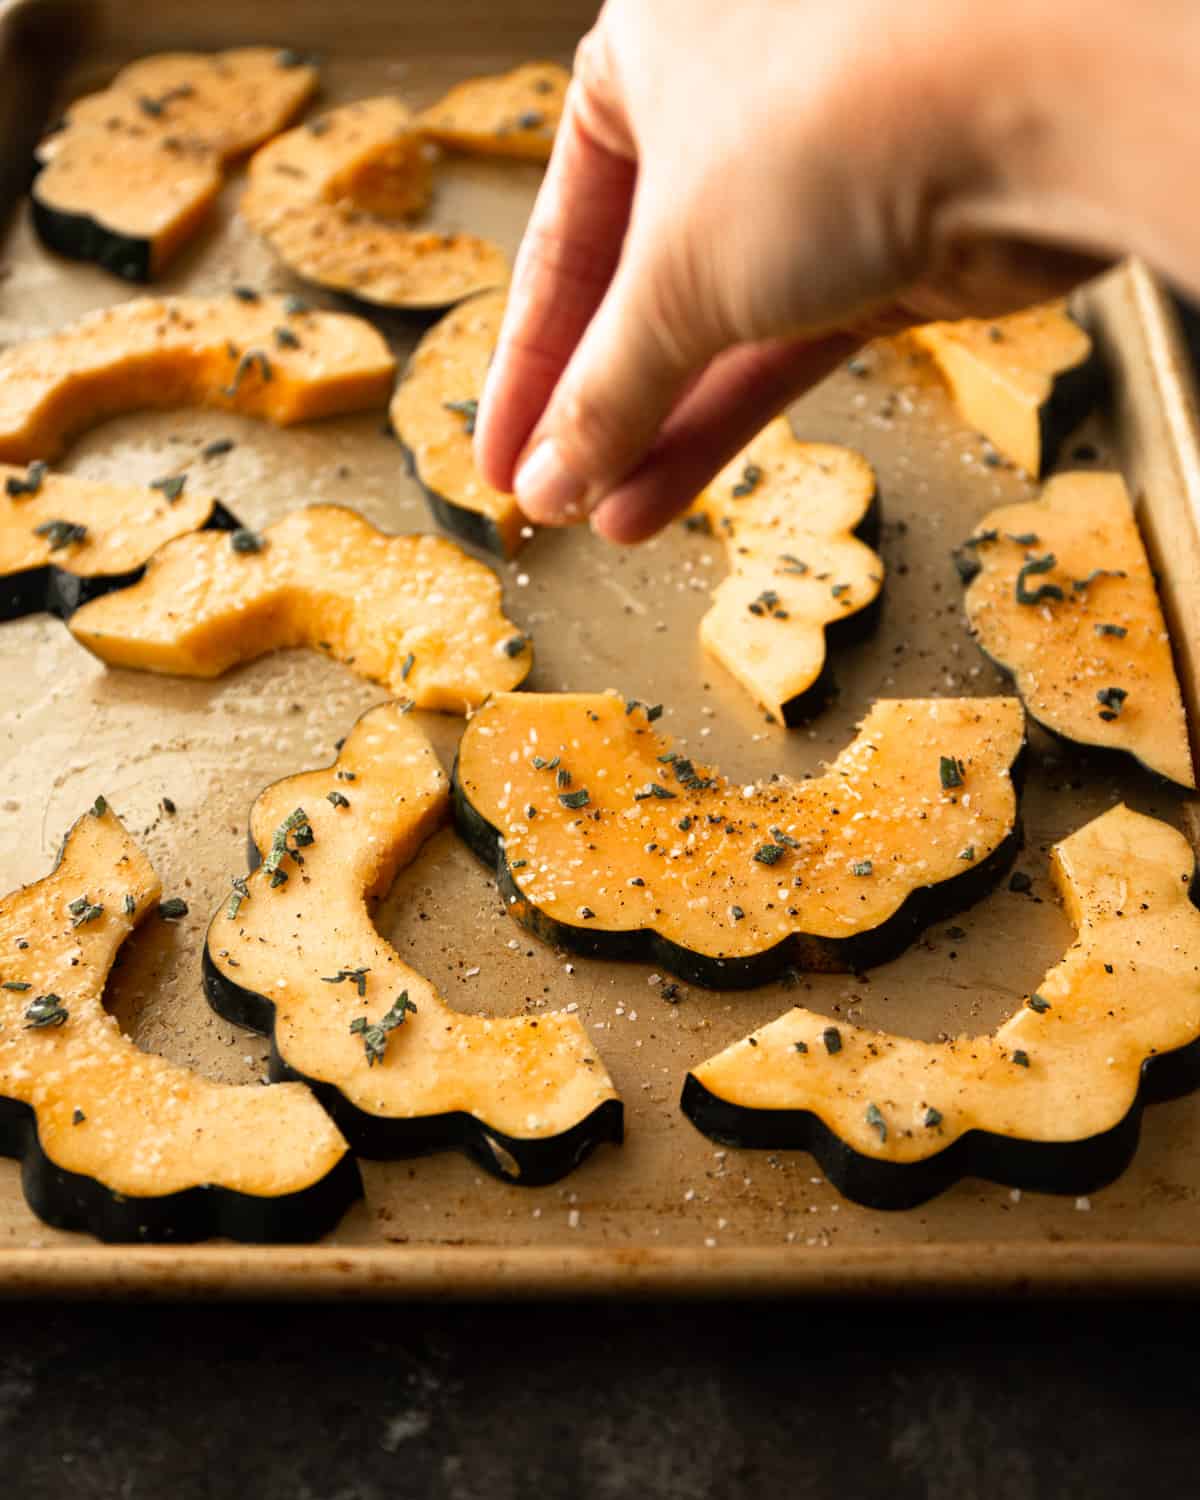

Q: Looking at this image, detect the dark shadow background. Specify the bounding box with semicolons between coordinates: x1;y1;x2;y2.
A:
4;302;1200;1500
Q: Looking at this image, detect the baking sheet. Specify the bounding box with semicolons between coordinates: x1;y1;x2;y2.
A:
1;0;1199;1296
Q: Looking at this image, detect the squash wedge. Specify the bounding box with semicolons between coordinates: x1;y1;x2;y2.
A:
68;504;532;712
242;98;509;311
454;693;1026;988
390;290;524;556
32;47;319;282
418;61;569;162
688;417;883;723
683;804;1200;1209
0;800;360;1242
203;702;622;1184
911;300;1101;476
0;465;237;620
957;470;1195;789
0;296;396;465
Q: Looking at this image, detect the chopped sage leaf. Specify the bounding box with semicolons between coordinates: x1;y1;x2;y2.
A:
753;844;786;866
274;325;301;350
123;893;136;915
963;529;999;549
865;1102;887;1142
1012;1049;1030;1067
6;460;47;497
1;980;31;991
794;1040;809;1054
939;755;965;790
231;528;265;554
1005;531;1039;545
283;295;310;316
822;1026;842;1055
34;518;87;551
560;788;590;810
401;652;415;680
158;897;188;920
322;967;369;996
67;894;104;928
227;875;250;919
72;1108;85;1125
1072;568;1127;591
1096;686;1127;720
634;783;676;801
1028;994;1051;1013
924;1106;943;1128
502;635;528;658
1095;623;1128;638
232;285;260;302
442;398;479;435
327;790;350;809
24;993;68;1029
91;795;108;817
201;438;235;460
150;474;186;503
1015;553;1063;605
731;462;764;498
851;859;873;876
958;846;976;862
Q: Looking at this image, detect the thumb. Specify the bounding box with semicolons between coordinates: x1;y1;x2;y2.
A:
512;211;721;525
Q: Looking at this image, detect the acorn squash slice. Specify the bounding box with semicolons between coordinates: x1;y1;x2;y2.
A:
417;61;569;162
242;97;509;311
911;300;1101;476
0;800;360;1243
0;465;237;620
683;804;1200;1209
390;290;525;556
68;505;532;712
32;47;319;282
0;296;396;465
453;693;1025;988
957;470;1195;789
687;417;883;724
203;701;622;1184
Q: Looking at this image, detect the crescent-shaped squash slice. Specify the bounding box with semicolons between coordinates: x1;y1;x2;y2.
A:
68;505;532;712
0;465;237;620
32;47;319;282
0;800;360;1242
454;693;1026;988
687;417;883;724
0;296;396;465
390;290;524;556
242;98;509;311
202;701;622;1184
957;470;1195;790
417;62;569;162
683;804;1200;1209
911;300;1101;476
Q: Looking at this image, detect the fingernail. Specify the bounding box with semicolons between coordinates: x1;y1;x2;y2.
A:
514;439;589;523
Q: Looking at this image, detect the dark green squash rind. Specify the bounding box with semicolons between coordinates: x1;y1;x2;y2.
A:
30;160;154;283
0;1073;363;1244
0;500;240;623
1036;318;1108;476
398;436;514;559
451;743;1026;990
201;947;623;1186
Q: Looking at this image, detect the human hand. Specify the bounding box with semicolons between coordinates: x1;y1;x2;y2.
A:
474;0;1121;542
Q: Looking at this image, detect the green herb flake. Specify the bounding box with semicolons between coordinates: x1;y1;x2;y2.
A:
851;859;873;877
560;788;590;810
230;528;265;554
731;462;764;498
442;398;479;435
1027;994;1052;1013
34;519;87;551
1012;1049;1030;1068
1015;553;1064;606
6;460;47;497
865;1102;887;1142
150;474;186;503
158;897;188;920
924;1106;943;1128
822;1026;842;1055
1095;623;1128;638
24;993;68;1029
502;635;528;658
939;755;965;790
753;844;786;866
326;790;350;809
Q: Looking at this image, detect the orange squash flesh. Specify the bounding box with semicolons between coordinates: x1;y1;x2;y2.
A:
69;505;532;712
684;804;1200;1208
0;466;235;620
33;48;319;281
959;470;1195;789
0;296;396;465
242;98;509;310
390;290;525;556
203;702;622;1182
418;61;569;162
688;417;883;723
0;802;359;1241
911;301;1099;476
454;693;1026;986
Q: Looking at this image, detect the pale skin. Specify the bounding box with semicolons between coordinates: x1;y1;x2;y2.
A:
475;0;1200;541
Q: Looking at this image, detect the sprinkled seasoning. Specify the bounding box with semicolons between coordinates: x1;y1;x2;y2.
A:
1012;1049;1030;1068
865;1102;887;1142
67;895;104;927
443;398;479;435
150;474;186;503
1096;686;1127;721
24;994;68;1029
1015;553;1064;605
34;519;87;551
559;788;590;810
939;755;965;790
1028;994;1051;1013
850;859;873;877
158;898;188;920
731;462;764;498
322;967;369;996
924;1106;943;1128
822;1026;842;1055
1095;623;1128;638
753;844;786;866
502;635;528;658
6;460;47;497
230;528;265;554
227;875;250;919
326;790;350;809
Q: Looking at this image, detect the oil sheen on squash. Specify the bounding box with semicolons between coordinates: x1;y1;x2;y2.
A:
688;416;883;723
684;804;1200;1207
417;61;569;162
242;98;509;310
69;505;532;712
454;692;1025;984
0;296;396;464
203;702;622;1183
959;470;1195;789
32;48;319;280
391;289;525;555
0;802;358;1242
911;300;1098;476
